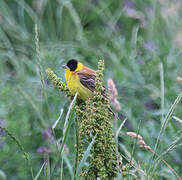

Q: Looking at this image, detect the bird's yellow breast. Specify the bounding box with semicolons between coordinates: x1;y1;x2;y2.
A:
65;69;93;100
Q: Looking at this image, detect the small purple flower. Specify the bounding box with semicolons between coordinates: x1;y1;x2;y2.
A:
0;141;4;148
0;120;6;135
45;79;49;86
124;0;135;16
36;146;51;154
143;40;156;52
0;128;5;135
0;120;6;126
124;0;134;10
42;127;55;144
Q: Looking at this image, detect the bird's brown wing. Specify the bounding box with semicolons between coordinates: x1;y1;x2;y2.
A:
77;66;106;96
77;66;96;92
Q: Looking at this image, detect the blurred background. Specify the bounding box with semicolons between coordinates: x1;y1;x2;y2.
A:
0;0;182;179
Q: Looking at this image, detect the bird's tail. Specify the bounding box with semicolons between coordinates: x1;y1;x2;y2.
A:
109;108;120;121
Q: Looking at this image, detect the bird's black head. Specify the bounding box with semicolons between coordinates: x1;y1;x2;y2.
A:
66;59;78;71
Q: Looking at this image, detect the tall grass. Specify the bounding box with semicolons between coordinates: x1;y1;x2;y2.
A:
0;0;182;179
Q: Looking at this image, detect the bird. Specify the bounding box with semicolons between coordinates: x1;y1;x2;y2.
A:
62;59;97;100
62;59;120;120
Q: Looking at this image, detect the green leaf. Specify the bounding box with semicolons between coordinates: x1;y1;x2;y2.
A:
75;134;97;180
34;162;46;180
50;93;78;177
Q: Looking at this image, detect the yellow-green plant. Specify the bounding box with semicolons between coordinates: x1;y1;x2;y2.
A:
46;60;117;179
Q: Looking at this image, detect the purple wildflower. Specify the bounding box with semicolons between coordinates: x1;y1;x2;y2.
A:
42;127;55;144
143;40;156;52
0;141;4;148
124;0;134;10
0;120;5;126
36;146;51;154
0;120;6;135
0;128;5;135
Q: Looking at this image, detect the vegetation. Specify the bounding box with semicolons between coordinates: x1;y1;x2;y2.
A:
0;0;182;179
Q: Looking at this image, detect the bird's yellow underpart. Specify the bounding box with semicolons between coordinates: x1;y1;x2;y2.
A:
65;62;93;100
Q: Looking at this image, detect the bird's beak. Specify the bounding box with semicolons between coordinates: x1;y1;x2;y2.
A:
62;64;69;69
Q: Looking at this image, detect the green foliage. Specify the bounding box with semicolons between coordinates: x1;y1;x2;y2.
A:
75;60;117;179
45;68;72;99
0;0;182;179
47;60;117;179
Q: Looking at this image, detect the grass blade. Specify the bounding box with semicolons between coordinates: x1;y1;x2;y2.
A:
115;118;127;170
149;91;182;174
17;86;46;128
52;108;64;129
62;152;74;179
75;134;97;179
159;62;165;123
50;93;78;178
116;118;127;139
63;93;78;135
173;116;182;124
152;134;182;177
34;162;46;180
0;126;34;179
129;119;142;165
0;169;7;180
60;157;64;180
35;24;50;119
153;91;182;153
